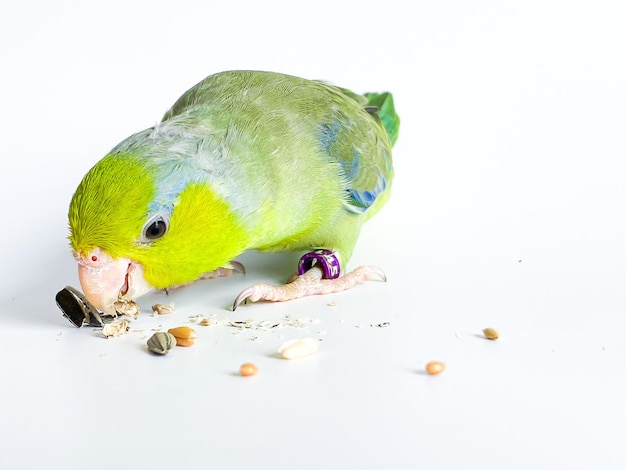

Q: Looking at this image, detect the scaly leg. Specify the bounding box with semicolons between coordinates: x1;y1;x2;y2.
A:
232;264;386;310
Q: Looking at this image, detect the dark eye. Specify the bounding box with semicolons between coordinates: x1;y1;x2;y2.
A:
144;217;168;240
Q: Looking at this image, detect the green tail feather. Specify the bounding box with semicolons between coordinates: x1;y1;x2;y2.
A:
364;92;400;147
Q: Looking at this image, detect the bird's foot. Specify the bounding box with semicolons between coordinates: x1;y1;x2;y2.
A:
232;265;385;310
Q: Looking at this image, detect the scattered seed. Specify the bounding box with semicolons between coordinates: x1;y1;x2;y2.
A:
239;363;259;376
102;320;130;338
278;338;320;359
425;361;446;375
482;328;500;340
114;300;140;319
371;322;391;328
200;315;228;327
167;326;198;347
151;304;174;315
147;332;177;355
256;320;282;329
284;315;317;328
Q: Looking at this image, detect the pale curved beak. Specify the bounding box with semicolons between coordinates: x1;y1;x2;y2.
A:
75;248;153;314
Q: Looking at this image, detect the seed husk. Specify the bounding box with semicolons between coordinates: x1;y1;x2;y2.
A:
147;332;177;355
425;361;446;375
167;326;198;347
151;303;174;315
114;299;140;319
482;328;500;340
102;320;130;338
56;286;105;327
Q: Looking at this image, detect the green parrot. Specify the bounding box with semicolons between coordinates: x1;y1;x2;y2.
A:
69;70;400;314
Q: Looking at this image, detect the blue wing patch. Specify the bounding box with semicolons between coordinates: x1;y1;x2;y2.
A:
319;120;389;214
339;149;388;213
319;121;342;152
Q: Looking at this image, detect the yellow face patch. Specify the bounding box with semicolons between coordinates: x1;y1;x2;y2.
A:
130;183;250;288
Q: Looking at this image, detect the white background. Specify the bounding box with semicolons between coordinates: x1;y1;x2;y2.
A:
1;0;625;468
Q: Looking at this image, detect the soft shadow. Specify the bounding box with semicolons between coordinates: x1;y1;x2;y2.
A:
1;287;74;328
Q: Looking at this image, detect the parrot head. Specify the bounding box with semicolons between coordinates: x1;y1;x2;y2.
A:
68;152;248;314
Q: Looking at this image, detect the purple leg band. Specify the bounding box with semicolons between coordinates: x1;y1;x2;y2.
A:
297;249;341;279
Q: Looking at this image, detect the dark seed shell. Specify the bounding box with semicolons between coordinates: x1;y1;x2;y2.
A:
56;286;105;328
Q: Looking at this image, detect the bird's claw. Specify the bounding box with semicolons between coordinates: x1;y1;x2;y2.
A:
368;266;387;282
232;286;259;311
